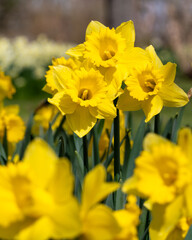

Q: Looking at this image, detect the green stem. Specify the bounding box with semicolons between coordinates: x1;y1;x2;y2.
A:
83;135;88;174
154;113;160;134
92;127;100;166
114;108;120;182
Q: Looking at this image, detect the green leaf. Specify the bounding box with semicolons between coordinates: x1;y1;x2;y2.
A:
162;117;173;139
138;206;150;240
0;140;7;161
19;113;34;159
123;118;145;180
114;188;126;210
45;123;54;148
185;225;192;240
74;150;84;186
171;106;185;143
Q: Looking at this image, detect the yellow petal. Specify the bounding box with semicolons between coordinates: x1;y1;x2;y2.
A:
117;88;141;111
116;20;135;48
4;105;19;115
5;115;25;143
142;95;163;122
158;83;189;107
82;204;120;240
96;98;116;119
52;65;72;91
15;217;54;240
143;133;170;152
85;20;106;37
81;165;120;214
184;184;192;217
66;43;85;58
66;105;97;138
178;128;192;160
51;199;81;239
120;47;150;70
0;218;34;239
145;45;163;68
23;138;58;188
149;195;183;240
160;62;176;85
48;91;77;115
48;159;75;203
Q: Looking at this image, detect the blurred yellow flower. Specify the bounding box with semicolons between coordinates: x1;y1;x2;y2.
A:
0;138;81;240
0;70;15;101
117;45;189;122
113;195;140;240
80;164;120;240
166;217;192;240
48;66;116;137
123;128;192;240
0;104;25;143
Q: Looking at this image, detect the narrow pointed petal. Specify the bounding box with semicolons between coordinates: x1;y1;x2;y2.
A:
184;184;192;217
48;91;77;115
116;20;135;48
23;139;58;188
178;128;192;160
82;204;120;240
66;106;97;138
158;83;189;107
86;20;106;37
150;196;183;240
146;45;163;68
96;99;116;119
66;44;85;58
160;62;176;85
142;95;163;122
117;88;141;111
81;165;119;214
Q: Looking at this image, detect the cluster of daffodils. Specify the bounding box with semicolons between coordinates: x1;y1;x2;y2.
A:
0;20;191;240
0;36;73;82
43;20;188;137
0;70;25;159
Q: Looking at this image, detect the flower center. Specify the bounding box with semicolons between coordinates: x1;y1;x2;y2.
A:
102;49;116;61
78;89;92;100
138;72;157;93
157;158;178;186
12;176;34;210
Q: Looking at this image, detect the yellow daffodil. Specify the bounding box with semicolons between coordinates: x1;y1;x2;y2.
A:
33;102;73;136
0;138;81;240
113;195;140;240
0;70;15;101
79;164;120;240
0;104;25;143
66;20;136;68
48;66;116;137
117;45;189;122
123;128;192;240
43;56;80;95
65;21;149;99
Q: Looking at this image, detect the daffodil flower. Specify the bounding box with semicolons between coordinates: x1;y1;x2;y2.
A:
48;65;116;137
122;128;192;240
0;70;15;101
0;138;81;240
117;45;189;122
